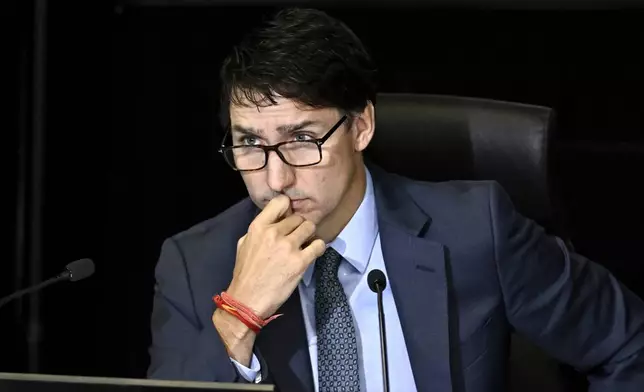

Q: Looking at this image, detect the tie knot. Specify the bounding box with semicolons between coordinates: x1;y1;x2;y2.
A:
316;247;343;275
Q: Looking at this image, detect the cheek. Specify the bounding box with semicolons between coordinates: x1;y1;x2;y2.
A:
298;172;325;201
241;173;265;199
316;147;353;194
310;170;344;207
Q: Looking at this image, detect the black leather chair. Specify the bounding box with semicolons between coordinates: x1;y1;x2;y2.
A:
366;93;586;392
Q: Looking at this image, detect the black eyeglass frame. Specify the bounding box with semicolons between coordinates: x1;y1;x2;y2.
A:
218;115;348;172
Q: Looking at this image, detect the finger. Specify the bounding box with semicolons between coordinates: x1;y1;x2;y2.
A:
301;239;326;263
274;214;305;236
252;195;292;227
287;220;316;246
237;234;246;250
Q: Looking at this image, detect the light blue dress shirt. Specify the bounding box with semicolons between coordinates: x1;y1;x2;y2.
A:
232;168;418;392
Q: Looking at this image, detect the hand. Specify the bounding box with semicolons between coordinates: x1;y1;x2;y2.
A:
212;195;325;366
227;195;326;319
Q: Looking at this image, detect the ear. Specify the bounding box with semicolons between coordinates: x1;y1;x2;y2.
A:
351;101;376;152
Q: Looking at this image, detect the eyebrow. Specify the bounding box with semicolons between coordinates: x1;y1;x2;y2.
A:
231;120;322;137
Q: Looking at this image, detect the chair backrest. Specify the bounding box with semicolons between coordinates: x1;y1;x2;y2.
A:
367;93;558;231
367;93;586;391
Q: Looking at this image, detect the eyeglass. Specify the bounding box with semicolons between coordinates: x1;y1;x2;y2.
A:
218;115;348;172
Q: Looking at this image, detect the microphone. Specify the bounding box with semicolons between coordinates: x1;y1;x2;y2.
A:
0;258;95;309
368;269;389;392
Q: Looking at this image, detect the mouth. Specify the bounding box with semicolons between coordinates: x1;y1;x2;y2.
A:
290;198;308;209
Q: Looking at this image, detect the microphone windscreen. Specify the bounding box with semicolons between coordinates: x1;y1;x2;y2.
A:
65;258;95;282
367;269;387;293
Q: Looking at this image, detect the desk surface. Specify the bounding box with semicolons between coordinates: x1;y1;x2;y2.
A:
0;372;273;392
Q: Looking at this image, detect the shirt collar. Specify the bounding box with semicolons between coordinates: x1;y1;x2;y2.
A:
302;167;378;287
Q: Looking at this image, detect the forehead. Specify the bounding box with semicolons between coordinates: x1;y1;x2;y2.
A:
230;97;337;129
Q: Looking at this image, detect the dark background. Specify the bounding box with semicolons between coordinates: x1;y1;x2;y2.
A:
3;0;643;380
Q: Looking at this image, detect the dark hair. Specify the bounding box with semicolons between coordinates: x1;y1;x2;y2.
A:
219;8;377;126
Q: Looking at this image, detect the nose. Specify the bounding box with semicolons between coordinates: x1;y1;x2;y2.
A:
265;150;295;193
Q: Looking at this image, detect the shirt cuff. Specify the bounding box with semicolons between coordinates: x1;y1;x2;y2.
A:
230;354;262;383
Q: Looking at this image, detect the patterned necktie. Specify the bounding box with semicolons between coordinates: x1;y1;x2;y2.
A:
314;247;360;392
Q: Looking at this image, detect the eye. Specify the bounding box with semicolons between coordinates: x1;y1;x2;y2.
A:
293;133;315;142
238;136;260;146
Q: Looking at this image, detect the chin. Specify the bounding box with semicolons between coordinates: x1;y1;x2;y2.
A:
291;208;313;219
293;209;323;224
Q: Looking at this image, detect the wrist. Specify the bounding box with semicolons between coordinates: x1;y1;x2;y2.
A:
214;291;283;329
213;309;256;367
213;309;255;342
225;286;271;320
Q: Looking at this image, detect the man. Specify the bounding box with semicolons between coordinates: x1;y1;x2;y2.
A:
147;7;644;392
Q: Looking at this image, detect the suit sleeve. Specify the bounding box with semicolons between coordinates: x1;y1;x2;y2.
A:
147;237;268;383
489;182;644;391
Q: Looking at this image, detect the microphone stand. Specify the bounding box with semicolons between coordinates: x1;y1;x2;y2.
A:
0;273;69;309
375;281;389;392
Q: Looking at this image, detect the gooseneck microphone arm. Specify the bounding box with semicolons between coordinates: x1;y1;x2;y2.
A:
0;258;95;310
368;269;390;392
0;275;66;309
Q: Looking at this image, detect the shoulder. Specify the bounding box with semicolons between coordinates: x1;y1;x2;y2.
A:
379;171;515;253
167;197;257;260
390;172;546;260
391;171;504;225
153;197;257;293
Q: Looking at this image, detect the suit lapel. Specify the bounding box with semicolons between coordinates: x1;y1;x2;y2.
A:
256;290;314;392
372;165;453;392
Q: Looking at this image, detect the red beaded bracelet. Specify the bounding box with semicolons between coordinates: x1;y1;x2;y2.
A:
213;292;282;333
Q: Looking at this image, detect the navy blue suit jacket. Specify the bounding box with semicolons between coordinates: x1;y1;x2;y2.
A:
148;165;644;391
